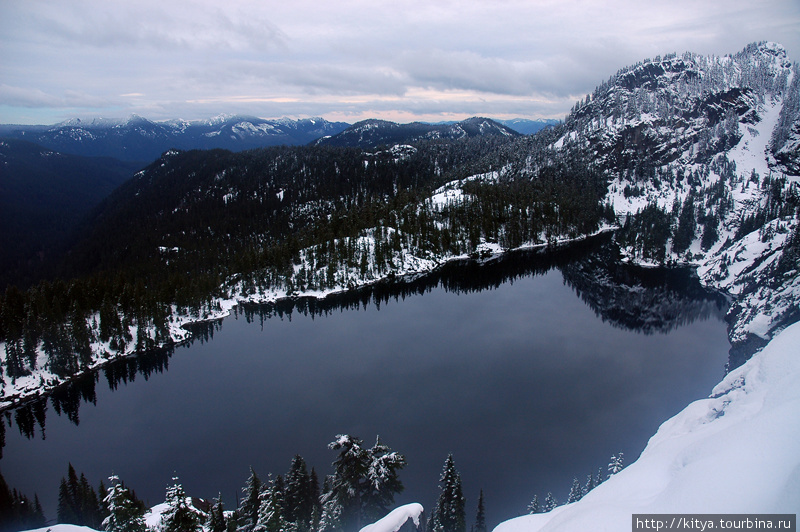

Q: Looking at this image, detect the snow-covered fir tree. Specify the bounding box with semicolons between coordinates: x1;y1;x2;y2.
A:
101;475;146;532
237;467;263;532
429;454;466;532
160;478;200;532
608;453;625;477
321;434;406;531
363;436;406;522
567;478;583;503
207;494;228;532
543;492;558;512
583;472;596;496
254;476;288;532
323;434;369;531
527;494;540;514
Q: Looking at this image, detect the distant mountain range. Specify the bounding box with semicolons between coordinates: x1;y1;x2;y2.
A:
0;116;556;162
0;115;350;162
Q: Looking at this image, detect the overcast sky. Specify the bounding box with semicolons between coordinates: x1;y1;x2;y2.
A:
1;0;799;125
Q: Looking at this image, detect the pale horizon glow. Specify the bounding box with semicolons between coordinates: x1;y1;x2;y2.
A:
0;0;798;125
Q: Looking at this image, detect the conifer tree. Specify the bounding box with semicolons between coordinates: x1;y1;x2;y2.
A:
473;490;486;532
284;455;312;531
526;495;540;515
237;467;263;532
255;476;288;532
322;434;403;530
161;477;200;532
101;475;146;532
583;472;596;496
567;478;583;503
325;434;369;530
57;463;101;527
543;493;557;512
429;454;466;532
608;453;625;476
308;467;322;532
363;436;406;523
58;477;79;524
207;495;227;532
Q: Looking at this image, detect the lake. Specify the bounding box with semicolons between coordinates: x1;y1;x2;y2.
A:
1;236;730;528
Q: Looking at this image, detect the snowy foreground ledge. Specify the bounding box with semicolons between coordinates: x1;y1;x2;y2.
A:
359;503;424;532
494;322;800;532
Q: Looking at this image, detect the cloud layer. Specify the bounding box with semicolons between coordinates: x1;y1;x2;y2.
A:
1;0;798;124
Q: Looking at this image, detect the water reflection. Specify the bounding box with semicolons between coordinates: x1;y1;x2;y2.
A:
0;235;728;458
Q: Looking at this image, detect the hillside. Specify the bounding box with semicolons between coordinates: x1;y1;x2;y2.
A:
0;139;142;288
312;117;520;148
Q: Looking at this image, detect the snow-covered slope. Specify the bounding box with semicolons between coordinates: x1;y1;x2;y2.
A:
495;320;800;532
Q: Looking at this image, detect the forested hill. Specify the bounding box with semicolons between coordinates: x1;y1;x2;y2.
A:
1;41;799;409
312;117;520;148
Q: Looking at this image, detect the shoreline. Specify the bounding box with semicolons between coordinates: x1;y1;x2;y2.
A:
0;227;617;412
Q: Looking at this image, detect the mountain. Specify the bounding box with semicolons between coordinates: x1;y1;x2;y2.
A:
312;117;519;148
0;139;142;288
0;115;350;162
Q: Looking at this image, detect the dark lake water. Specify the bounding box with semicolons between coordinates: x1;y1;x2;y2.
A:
1;237;730;529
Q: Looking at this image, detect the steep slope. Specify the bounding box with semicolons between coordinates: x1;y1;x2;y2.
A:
0;139;141;287
313;117;519;148
0;115;350;161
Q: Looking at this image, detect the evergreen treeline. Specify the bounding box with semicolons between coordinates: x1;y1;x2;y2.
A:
526;452;625;514
6;436;507;532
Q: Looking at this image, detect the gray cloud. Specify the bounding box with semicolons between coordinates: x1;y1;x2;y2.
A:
1;0;798;124
0;84;116;109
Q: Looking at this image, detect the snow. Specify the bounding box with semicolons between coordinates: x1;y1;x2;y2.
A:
144;502;169;529
22;527;100;532
494;320;800;532
727;97;783;179
427;170;501;210
360;503;424;532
